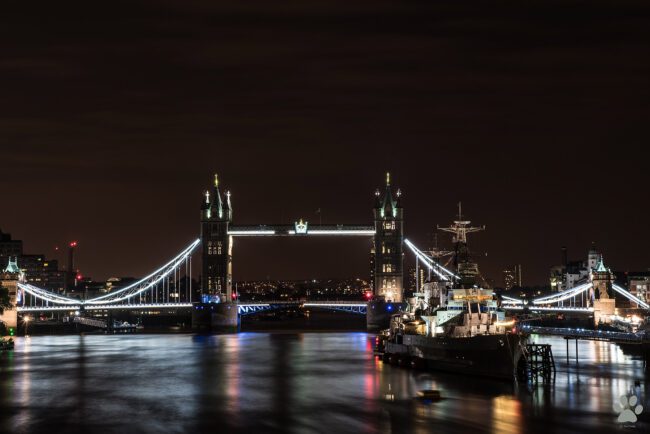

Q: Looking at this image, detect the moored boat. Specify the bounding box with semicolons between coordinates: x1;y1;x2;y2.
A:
1;337;14;351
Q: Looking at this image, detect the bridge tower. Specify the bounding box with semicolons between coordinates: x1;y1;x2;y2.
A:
591;255;615;324
372;173;404;302
200;174;233;301
0;257;22;332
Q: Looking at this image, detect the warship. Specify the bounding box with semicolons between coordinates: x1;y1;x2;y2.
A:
378;205;527;380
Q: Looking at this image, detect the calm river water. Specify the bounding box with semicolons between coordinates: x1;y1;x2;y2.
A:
0;333;647;434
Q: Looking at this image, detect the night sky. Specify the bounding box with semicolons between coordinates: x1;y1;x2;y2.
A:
1;0;649;285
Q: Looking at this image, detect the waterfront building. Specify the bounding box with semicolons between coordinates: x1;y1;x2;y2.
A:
407;266;425;292
0;230;67;293
503;264;522;290
503;269;515;290
550;245;598;292
615;270;650;309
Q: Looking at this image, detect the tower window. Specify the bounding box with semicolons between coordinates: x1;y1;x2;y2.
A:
383;221;395;230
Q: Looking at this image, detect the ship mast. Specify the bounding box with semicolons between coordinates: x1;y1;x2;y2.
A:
437;202;485;288
437;202;485;244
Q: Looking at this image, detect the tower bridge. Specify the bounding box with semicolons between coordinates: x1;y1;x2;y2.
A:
199;173;404;309
2;173;647;333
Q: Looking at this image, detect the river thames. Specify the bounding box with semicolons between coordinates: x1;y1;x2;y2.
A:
0;333;647;434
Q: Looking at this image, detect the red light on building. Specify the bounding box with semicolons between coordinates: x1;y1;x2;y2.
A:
70;241;78;248
364;291;373;300
76;274;83;281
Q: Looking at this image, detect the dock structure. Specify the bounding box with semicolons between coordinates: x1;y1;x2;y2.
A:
522;325;650;367
523;344;556;383
523;325;646;343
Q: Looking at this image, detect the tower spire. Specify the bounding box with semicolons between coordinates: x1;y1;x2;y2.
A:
210;174;223;219
386;171;390;186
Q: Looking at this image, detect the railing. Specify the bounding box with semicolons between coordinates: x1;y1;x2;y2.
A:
18;303;193;312
236;300;368;315
521;325;647;343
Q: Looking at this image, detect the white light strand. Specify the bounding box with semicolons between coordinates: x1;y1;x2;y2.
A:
404;239;458;280
532;283;592;305
501;295;524;304
84;239;200;303
612;284;650;309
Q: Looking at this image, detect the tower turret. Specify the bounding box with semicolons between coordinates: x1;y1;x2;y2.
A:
210;174;224;220
225;190;233;222
201;190;211;219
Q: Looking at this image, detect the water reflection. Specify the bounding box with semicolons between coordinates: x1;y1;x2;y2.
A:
492;395;522;434
0;334;646;433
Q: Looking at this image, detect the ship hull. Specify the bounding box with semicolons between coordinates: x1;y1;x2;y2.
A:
384;333;525;380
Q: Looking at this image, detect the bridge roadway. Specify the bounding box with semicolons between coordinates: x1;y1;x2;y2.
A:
17;300;369;315
504;305;594;313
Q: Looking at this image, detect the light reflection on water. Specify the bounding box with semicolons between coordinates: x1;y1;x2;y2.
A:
0;333;646;433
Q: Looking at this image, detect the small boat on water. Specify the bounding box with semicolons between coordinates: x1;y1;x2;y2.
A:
1;338;14;351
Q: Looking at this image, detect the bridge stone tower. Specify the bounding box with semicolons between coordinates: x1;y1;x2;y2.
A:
591;255;615;325
372;173;404;302
0;257;22;332
200;174;233;301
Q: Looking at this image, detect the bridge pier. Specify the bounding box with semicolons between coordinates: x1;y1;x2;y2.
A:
0;309;17;334
192;302;239;333
366;300;405;330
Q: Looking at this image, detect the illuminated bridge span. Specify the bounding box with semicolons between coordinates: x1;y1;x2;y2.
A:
231;301;367;316
501;278;649;313
17;239;200;312
402;239;648;315
15;235;648;319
